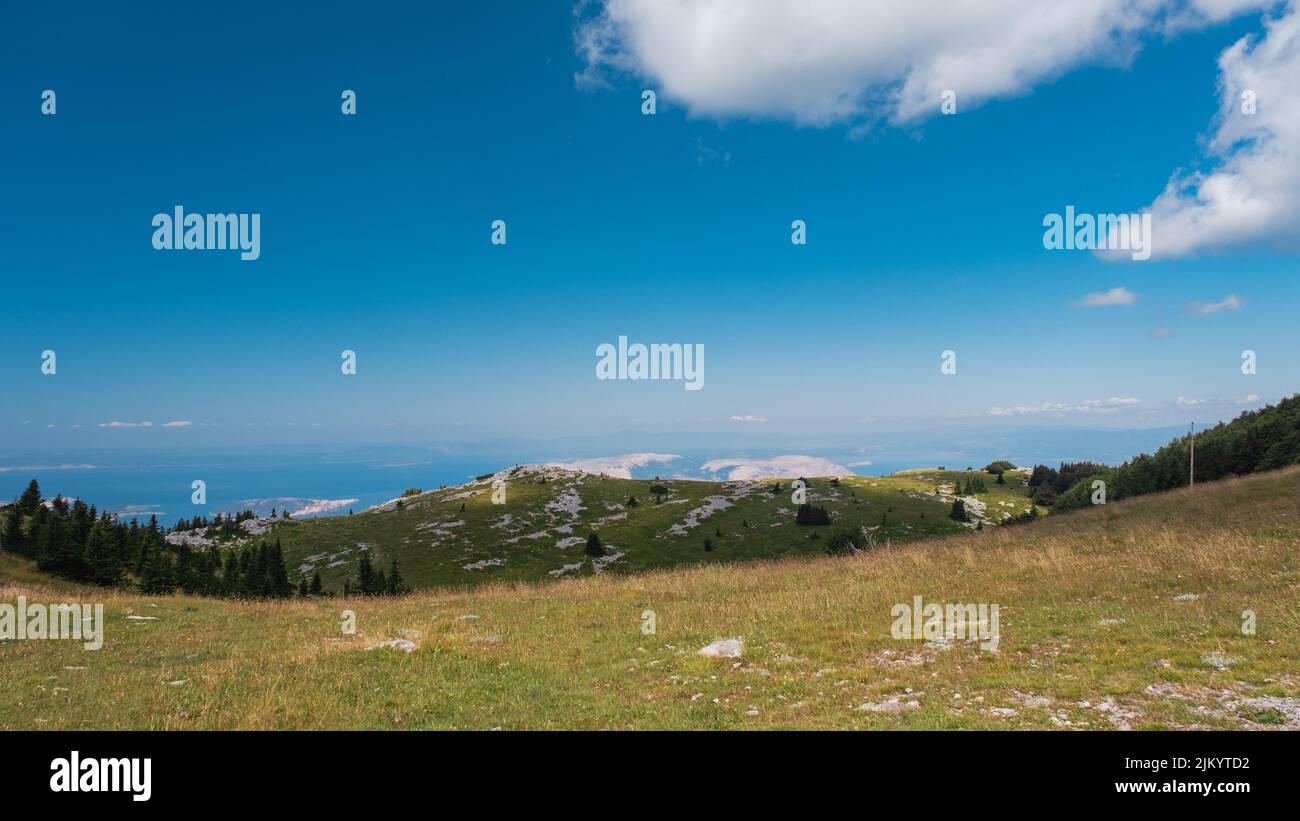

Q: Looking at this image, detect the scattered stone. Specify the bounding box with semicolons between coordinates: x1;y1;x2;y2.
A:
1144;683;1185;699
1094;697;1142;730
857;698;919;713
1226;694;1300;728
1173;593;1200;602
698;639;743;658
1202;652;1236;670
1013;692;1052;708
368;639;417;652
126;615;159;621
984;707;1017;718
462;558;506;571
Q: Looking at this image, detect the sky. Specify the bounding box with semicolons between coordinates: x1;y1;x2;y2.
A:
2;0;1297;451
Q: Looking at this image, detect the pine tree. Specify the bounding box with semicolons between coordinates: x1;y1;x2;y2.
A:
310;570;322;596
357;553;377;595
174;546;195;593
17;479;42;517
269;539;291;597
387;560;404;595
237;548;256;597
2;507;26;557
36;510;84;579
223;552;240;596
585;533;605;557
298;578;309;597
703;537;713;552
84;522;123;587
139;546;175;594
949;499;969;522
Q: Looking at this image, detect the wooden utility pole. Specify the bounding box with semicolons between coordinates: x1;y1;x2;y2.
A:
1189;422;1195;488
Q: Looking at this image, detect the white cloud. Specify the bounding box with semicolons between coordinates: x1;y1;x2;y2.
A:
700;455;852;480
162;420;193;428
1238;393;1263;403
1177;396;1208;406
1076;286;1138;307
1141;6;1300;257
1191;293;1246;314
989;397;1140;416
694;138;732;166
578;1;1300;254
99;421;153;428
728;414;768;423
575;1;1273;126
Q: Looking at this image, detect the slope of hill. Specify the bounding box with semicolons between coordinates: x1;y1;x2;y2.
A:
1053;393;1300;511
2;466;1297;730
262;465;1037;590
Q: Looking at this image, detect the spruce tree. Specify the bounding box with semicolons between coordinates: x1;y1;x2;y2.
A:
310;570;322;595
949;499;969;522
139;546;175;594
2;507;25;557
356;553;377;595
269;539;291;598
17;479;42;516
85;522;123;587
387;560;404;595
36;511;83;579
223;552;240;597
585;533;605;557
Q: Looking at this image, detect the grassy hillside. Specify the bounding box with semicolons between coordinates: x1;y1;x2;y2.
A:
1053;392;1300;511
261;466;1037;591
2;466;1297;730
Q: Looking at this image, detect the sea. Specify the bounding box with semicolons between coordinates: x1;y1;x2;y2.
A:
0;427;1183;525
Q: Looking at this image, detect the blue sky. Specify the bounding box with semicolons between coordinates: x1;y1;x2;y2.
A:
2;1;1297;451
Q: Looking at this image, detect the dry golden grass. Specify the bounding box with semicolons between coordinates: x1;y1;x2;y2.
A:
2;467;1298;729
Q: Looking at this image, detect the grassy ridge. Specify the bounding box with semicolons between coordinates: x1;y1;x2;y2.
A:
265;466;1037;591
2;466;1297;730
